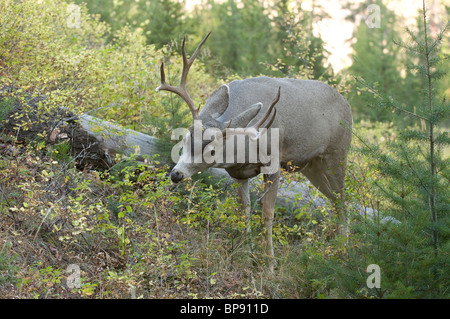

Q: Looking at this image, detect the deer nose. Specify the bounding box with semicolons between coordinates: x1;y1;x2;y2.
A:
170;170;184;183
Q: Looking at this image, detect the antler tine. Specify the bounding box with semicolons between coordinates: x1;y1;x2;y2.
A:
180;32;211;87
251;87;280;130
159;62;166;86
156;32;212;121
264;107;277;129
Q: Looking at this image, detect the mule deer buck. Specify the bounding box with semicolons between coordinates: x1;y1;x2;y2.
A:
156;33;352;269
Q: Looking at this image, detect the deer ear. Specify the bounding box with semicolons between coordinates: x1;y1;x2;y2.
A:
200;84;230;119
227;103;262;128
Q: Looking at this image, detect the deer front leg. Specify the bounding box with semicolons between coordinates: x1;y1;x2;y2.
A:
261;170;280;272
236;178;251;233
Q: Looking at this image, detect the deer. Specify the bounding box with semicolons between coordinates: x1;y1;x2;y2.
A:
156;32;353;270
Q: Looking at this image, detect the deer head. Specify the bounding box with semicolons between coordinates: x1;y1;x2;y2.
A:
156;33;280;183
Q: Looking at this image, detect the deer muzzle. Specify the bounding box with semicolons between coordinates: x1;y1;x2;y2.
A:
170;170;184;183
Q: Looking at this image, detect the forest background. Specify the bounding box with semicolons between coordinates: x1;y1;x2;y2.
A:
0;0;448;299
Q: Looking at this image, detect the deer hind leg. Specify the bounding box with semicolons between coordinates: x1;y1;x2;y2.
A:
301;152;348;237
260;170;281;272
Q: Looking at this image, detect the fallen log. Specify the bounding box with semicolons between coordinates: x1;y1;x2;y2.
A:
75;114;171;169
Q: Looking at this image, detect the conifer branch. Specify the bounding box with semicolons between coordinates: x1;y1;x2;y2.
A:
355;77;431;122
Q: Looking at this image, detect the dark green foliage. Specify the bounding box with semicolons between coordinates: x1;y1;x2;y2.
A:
72;0;184;48
348;3;449;298
0;97;17;122
269;0;332;81
222;0;268;74
75;0;331;79
48;141;72;165
188;0;276;76
347;1;406;122
0;242;18;286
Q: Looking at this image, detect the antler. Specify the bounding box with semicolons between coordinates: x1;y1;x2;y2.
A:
156;32;211;121
248;86;280;130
